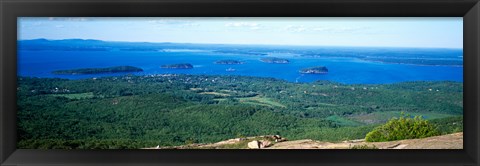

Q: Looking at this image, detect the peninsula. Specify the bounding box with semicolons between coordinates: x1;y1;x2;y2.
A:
260;57;289;64
214;60;244;65
161;63;194;69
52;66;143;75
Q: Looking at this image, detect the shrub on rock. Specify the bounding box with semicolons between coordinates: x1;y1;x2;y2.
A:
365;114;440;142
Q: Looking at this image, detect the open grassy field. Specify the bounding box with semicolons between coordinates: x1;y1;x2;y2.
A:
238;96;286;108
50;92;95;99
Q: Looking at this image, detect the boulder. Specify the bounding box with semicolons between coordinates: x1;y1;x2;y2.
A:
271;135;287;142
259;140;272;148
248;140;260;149
276;138;287;142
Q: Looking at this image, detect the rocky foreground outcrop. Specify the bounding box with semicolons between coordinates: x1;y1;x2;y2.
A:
268;132;463;149
144;132;462;149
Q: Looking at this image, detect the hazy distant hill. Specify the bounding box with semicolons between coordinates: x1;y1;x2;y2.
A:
18;39;463;66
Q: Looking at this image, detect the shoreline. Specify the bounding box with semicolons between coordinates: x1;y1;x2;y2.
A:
16;73;465;86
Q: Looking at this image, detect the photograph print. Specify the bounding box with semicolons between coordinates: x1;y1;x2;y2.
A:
17;17;463;149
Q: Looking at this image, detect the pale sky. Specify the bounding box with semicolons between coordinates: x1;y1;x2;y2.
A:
18;17;463;48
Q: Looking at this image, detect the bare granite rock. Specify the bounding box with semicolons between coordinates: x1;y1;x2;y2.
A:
248;140;260;149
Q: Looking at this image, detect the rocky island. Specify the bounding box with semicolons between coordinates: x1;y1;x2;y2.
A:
299;66;328;74
161;63;194;69
52;66;143;75
214;60;244;65
260;57;289;64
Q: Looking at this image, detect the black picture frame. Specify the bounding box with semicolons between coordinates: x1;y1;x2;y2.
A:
1;0;479;166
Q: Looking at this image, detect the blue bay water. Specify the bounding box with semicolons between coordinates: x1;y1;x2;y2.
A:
17;49;463;84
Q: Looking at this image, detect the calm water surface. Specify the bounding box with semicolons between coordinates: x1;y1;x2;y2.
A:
17;49;463;84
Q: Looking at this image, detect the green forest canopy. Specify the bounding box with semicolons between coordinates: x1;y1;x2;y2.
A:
17;74;463;149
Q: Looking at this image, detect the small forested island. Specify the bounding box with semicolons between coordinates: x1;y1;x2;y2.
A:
52;66;143;75
361;57;463;66
214;60;244;65
161;63;193;69
260;57;290;64
300;66;329;74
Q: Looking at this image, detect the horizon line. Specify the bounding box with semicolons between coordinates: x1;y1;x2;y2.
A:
18;38;464;50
